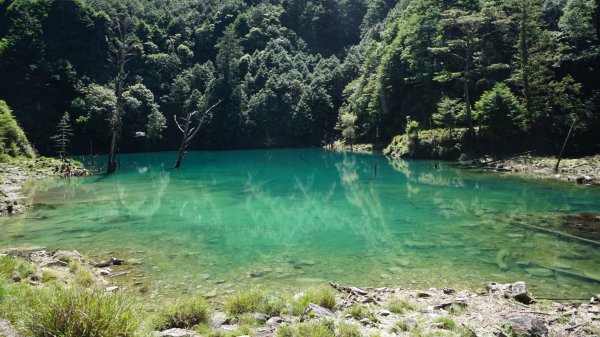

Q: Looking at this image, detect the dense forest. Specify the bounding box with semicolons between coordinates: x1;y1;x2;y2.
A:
0;0;598;158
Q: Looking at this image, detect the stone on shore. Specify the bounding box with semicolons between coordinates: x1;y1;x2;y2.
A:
157;328;202;337
506;314;548;337
303;303;334;318
486;281;534;304
0;319;25;337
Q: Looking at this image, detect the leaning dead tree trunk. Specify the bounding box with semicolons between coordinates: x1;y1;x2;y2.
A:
107;17;136;174
554;119;576;174
173;100;222;169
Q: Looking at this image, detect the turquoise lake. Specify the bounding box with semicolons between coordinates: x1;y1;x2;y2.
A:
1;149;599;299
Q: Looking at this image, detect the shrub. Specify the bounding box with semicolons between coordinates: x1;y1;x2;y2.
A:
22;287;141;337
158;296;210;329
225;289;284;316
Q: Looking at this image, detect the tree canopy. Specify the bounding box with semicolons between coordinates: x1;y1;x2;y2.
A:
0;0;598;157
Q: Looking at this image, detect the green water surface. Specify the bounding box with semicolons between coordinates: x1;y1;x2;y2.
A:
1;149;599;299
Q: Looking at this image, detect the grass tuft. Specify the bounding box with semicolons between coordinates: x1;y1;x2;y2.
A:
434;317;456;330
345;305;377;322
338;322;362;337
276;320;336;337
290;288;337;315
21;286;141;337
158;296;211;329
387;298;415;314
225;289;284;316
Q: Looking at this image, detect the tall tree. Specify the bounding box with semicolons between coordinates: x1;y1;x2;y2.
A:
433;9;488;133
107;12;138;174
51;112;73;160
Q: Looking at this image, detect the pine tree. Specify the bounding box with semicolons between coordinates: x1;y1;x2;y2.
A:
51;112;73;160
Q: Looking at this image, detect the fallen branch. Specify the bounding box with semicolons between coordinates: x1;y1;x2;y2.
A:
509;221;600;248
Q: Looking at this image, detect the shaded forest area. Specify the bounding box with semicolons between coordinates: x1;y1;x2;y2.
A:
0;0;598;157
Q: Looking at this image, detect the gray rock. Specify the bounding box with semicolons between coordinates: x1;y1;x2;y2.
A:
210;311;230;328
254;327;272;337
251;312;270;323
507;315;548;337
267;316;284;327
304;303;334;318
0;319;26;337
417;291;435;298
486;282;534;304
359;317;373;326
158;328;201;337
218;325;237;333
378;309;391;317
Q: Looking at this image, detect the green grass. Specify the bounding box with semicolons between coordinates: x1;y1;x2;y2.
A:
434;317;456;331
345;305;377;322
338;322;362;337
277;320;336;337
17;286;142;337
0;256;18;278
0;255;37;281
392;321;410;332
387;298;415;314
290;288;337;315
447;304;467;316
225;289;284;316
157;296;211;329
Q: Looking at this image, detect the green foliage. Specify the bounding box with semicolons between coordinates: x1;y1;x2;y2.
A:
433;97;466;135
0;0;598;156
474;83;525;137
50;112;73;158
157;296;211;329
225;289;284;316
0;100;34;158
384;128;467;159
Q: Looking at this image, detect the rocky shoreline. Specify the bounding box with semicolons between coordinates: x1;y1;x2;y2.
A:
0;157;90;216
1;248;599;337
469;155;600;186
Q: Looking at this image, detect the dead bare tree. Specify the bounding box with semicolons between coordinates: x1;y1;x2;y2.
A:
173;100;222;169
107;15;137;174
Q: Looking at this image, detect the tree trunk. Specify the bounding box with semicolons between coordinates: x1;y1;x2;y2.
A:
554;120;576;173
174;112;192;169
464;43;474;135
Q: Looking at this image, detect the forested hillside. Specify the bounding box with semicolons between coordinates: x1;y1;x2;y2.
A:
0;0;598;157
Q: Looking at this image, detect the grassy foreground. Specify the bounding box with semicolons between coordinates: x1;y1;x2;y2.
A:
1;252;600;337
